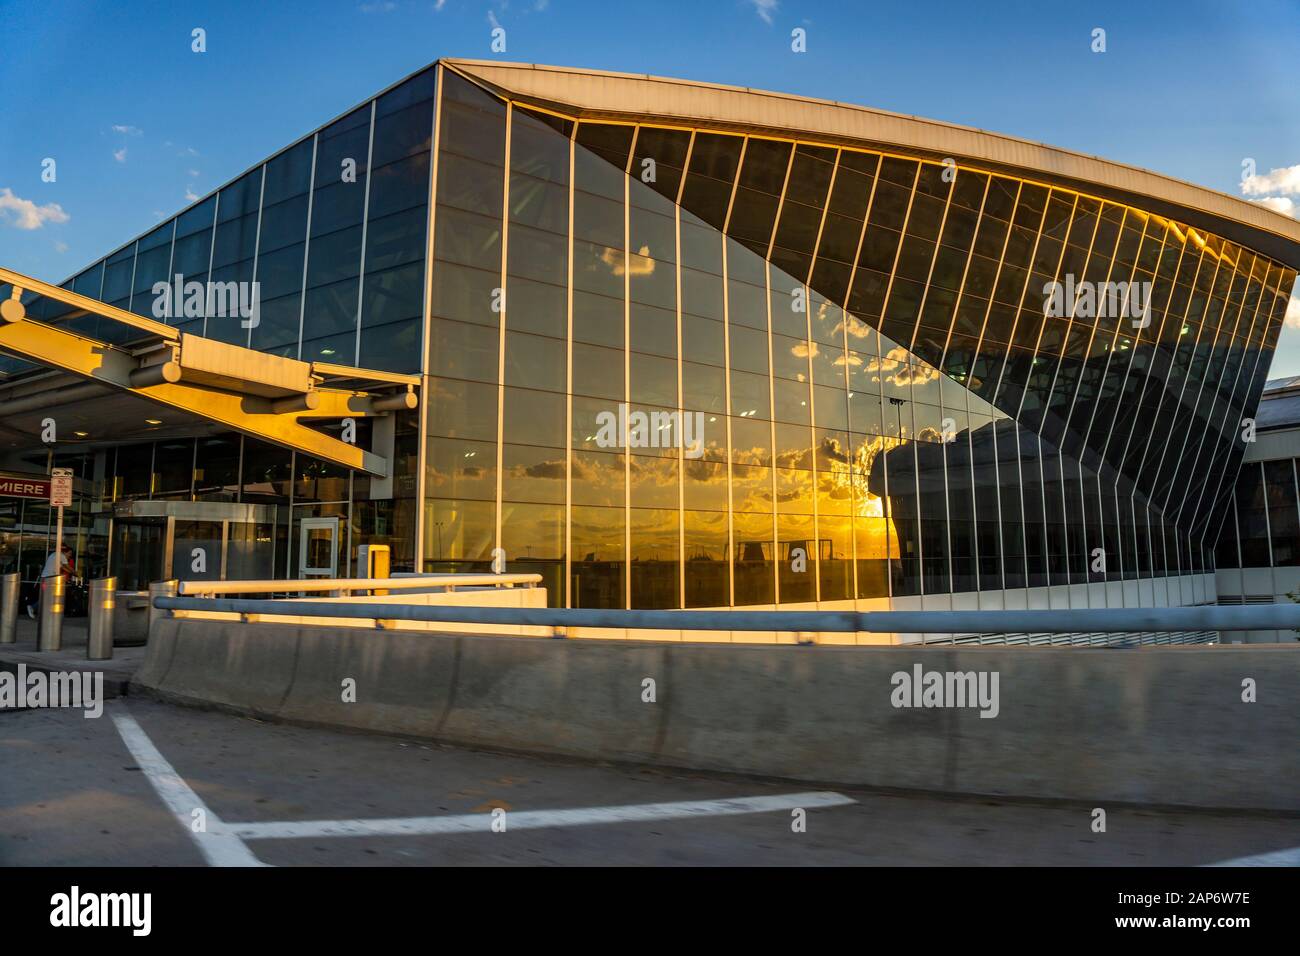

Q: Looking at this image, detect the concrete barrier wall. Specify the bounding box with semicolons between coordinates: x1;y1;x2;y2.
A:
134;618;1300;811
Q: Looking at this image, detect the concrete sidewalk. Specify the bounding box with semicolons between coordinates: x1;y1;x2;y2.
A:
0;617;143;699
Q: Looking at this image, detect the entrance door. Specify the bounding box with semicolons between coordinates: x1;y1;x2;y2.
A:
298;517;339;579
112;518;168;591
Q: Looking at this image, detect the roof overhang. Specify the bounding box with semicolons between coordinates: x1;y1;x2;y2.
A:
445;59;1300;272
0;268;418;476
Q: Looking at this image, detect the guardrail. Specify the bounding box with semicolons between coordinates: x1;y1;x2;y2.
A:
152;595;1300;638
176;573;542;596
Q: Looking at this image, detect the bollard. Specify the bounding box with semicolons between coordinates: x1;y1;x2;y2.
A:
38;575;65;652
0;572;18;644
88;577;116;660
147;579;178;639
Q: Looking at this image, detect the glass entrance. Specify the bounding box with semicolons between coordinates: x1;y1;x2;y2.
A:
112;518;168;592
298;517;339;578
109;501;281;588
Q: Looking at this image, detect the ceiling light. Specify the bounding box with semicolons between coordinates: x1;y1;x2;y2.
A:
145;418;162;425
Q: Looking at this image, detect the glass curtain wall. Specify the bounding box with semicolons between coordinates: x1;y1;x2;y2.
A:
422;67;1294;609
13;68;436;373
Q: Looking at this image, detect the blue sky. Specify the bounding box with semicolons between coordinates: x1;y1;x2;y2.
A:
2;0;1298;371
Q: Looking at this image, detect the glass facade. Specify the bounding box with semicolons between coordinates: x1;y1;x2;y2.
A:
4;60;1296;610
420;68;1296;608
1;67;436;376
1215;456;1300;570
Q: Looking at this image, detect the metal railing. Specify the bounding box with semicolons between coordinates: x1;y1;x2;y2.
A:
151;594;1300;641
176;573;542;597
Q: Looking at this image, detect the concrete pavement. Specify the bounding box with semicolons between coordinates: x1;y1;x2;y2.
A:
3;699;1296;866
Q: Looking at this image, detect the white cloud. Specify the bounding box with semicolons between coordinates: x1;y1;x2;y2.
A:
1286;295;1300;329
111;124;142;135
184;186;200;202
359;1;396;11
0;187;70;230
1241;163;1300;197
434;0;445;9
187;168;200;178
748;0;778;24
1250;195;1297;218
488;10;501;29
113;147;128;163
54;240;68;254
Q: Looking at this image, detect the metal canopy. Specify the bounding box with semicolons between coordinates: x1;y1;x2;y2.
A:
0;266;417;477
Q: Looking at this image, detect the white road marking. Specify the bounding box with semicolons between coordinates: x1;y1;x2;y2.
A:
1206;846;1300;867
230;791;856;840
111;707;266;867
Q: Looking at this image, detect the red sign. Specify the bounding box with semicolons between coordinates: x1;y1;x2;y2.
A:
0;475;51;499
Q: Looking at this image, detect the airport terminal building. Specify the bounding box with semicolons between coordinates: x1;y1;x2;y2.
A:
2;59;1298;612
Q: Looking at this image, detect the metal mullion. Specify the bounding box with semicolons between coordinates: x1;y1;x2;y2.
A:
565;122;576;606
957;180;1028;596
1053;210;1133;445
766;144;797;608
873;164;923;592
494;104;512;568
1257;462;1273;569
839;153;883;311
414;64;443;572
246;164;268;349
942;178;996;596
1131;242;1214;586
1082;217;1165;585
161;217;175;325
986;190;1063;596
1190;265;1284;548
1107;229;1189;584
352;101;377;366
1170;266;1254;568
827;155;876;604
1126;244;1210;505
1120;239;1207;585
1163;249;1250;526
934;178;994;384
1070;215;1154;592
1145;245;1232;522
721;136;750;609
1041;203;1104;594
801;149;842;605
1076;215;1159;460
294;137;318;361
836;153;884;600
1106;228;1190;475
802;149;841;287
1228;493;1242;569
202;192;220;338
926;174;993;596
123;239;139;315
904;170;960;593
675;132;695;610
1292;457;1299;561
1014;195;1075;595
1054;209;1133;595
623;126;640;611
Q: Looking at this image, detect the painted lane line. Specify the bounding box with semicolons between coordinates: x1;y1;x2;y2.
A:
111;707;267;867
1206;846;1300;867
231;791;856;840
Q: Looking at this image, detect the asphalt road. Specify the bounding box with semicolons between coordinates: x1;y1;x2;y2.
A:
2;698;1296;866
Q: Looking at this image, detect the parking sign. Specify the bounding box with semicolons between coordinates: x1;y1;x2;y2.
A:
49;468;73;508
